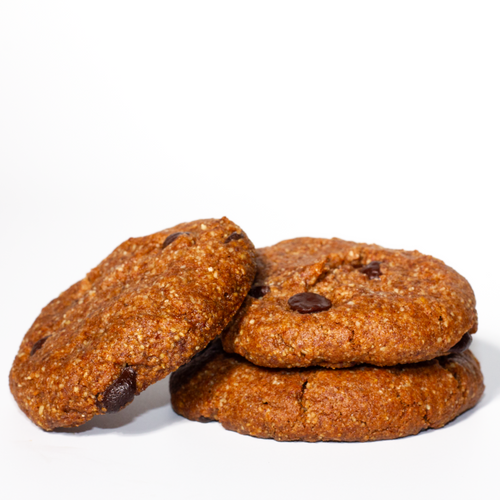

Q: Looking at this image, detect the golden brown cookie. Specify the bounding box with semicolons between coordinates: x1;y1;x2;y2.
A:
222;238;477;368
170;340;484;442
9;217;256;430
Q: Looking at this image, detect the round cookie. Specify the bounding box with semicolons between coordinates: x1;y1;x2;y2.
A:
170;340;484;442
222;238;477;368
9;217;256;430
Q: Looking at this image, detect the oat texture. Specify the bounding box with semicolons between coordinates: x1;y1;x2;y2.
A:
170;340;484;442
9;217;256;430
222;238;477;368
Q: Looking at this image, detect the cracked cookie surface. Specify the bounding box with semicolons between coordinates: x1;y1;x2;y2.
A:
222;237;477;368
10;217;256;430
170;340;484;442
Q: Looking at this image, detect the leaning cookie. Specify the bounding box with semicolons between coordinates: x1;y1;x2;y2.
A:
222;238;477;368
170;339;484;442
9;217;256;430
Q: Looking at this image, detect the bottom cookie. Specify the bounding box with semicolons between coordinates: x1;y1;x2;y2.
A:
170;340;484;442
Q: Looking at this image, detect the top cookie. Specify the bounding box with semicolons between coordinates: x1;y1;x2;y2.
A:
9;217;256;430
221;237;477;369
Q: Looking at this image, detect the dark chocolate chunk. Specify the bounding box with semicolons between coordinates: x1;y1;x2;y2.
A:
225;232;244;243
359;261;382;279
248;285;270;299
447;332;473;354
162;232;188;248
30;336;49;356
100;367;137;413
288;292;332;314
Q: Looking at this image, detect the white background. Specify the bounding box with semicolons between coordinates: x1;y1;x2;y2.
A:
1;2;499;499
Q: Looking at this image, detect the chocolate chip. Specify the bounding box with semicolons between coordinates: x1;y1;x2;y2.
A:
288;292;332;314
359;261;382;279
100;367;137;413
162;232;188;248
225;232;244;243
248;285;270;299
447;332;473;354
30;336;49;356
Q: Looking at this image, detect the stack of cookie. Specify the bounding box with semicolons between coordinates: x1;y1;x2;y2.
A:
170;236;484;441
9;218;484;441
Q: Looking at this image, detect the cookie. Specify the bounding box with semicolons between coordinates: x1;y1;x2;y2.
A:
222;238;477;368
170;340;484;442
9;217;256;430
